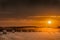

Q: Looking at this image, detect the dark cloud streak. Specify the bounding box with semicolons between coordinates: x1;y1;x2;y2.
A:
0;0;60;19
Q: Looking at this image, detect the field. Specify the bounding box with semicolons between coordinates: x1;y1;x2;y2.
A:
0;28;60;40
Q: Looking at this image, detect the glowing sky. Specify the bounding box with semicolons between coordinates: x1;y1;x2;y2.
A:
0;0;60;27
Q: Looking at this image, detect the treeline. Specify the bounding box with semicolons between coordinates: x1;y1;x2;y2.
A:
0;26;41;32
0;26;60;32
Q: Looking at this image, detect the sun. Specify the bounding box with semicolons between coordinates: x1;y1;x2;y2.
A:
48;20;52;24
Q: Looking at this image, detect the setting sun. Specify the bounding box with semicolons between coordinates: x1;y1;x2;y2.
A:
48;20;52;24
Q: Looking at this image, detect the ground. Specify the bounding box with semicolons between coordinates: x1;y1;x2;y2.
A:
0;29;60;40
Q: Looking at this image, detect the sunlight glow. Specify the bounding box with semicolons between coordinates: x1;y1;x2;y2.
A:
48;20;52;24
41;28;58;32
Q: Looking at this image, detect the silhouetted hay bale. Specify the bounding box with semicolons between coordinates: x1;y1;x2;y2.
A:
28;30;32;32
38;30;41;32
22;30;27;32
32;30;36;32
7;29;12;32
0;30;3;32
15;30;22;32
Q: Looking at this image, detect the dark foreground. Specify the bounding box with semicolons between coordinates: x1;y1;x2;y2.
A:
0;32;60;40
0;28;60;40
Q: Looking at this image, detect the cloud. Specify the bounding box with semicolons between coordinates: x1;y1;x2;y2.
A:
0;0;60;26
0;0;60;19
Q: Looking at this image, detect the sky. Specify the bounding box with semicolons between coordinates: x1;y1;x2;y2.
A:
0;0;60;27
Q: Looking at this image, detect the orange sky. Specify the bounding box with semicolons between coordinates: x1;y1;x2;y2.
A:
0;16;60;28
